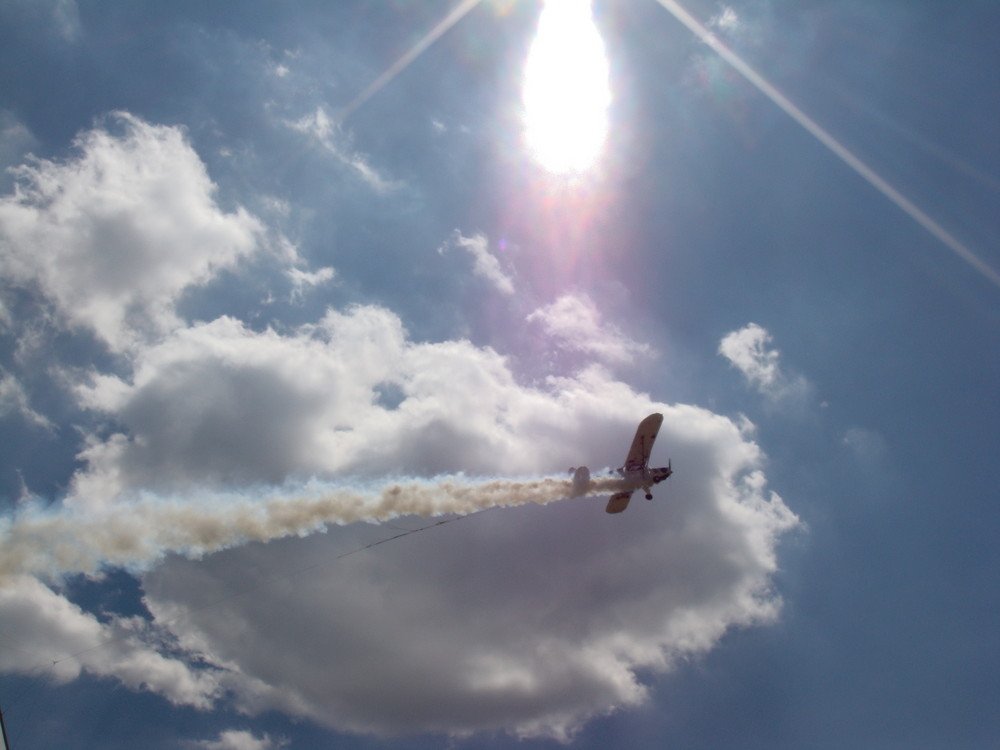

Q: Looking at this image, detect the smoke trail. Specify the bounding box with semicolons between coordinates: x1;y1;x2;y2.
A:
0;473;622;581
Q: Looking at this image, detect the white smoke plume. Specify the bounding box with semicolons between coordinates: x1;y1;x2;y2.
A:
1;473;618;581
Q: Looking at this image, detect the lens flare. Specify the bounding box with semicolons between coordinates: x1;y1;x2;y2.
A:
523;0;611;174
338;0;483;122
654;0;1000;289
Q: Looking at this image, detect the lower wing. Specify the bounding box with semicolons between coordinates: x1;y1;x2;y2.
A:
605;491;633;514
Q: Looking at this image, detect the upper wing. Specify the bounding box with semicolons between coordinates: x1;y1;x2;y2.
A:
606;491;633;514
623;413;663;471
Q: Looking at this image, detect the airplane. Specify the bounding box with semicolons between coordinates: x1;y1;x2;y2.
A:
605;412;672;514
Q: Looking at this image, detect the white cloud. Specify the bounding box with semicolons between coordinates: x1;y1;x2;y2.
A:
36;293;797;739
193;729;286;750
286;107;397;193
287;265;336;301
287;105;333;140
0;113;263;350
2;292;800;738
706;3;769;47
710;6;739;33
719;323;810;405
0;574;222;708
527;293;651;365
438;230;515;295
70;304;643;502
137;396;797;739
719;323;779;390
64;304;659;503
70;308;409;501
0;110;799;740
0;368;52;430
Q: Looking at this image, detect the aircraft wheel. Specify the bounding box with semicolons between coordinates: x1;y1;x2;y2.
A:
645;493;653;500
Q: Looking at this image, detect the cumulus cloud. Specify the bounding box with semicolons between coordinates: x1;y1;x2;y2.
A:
0;110;799;742
70;307;409;499
0;574;223;708
71;305;639;501
0;113;263;350
19;295;795;739
139;399;797;739
527;293;651;365
2;291;798;739
438;230;515;295
719;322;809;404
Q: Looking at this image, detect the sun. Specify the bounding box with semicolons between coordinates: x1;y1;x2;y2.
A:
523;0;611;174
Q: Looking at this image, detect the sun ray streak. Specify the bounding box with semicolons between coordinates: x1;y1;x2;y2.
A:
654;0;1000;290
338;0;484;123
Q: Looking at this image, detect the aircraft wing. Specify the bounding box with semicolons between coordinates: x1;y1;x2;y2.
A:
605;491;633;514
623;413;663;471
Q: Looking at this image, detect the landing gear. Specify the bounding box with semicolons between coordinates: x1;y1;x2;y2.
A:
645;493;653;501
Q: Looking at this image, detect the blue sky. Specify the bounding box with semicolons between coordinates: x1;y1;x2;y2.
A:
1;1;998;748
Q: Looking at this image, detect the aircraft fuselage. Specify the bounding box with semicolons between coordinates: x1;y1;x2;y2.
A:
617;465;672;499
604;413;673;512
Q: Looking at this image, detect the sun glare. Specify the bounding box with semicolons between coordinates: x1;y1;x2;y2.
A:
523;0;611;174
